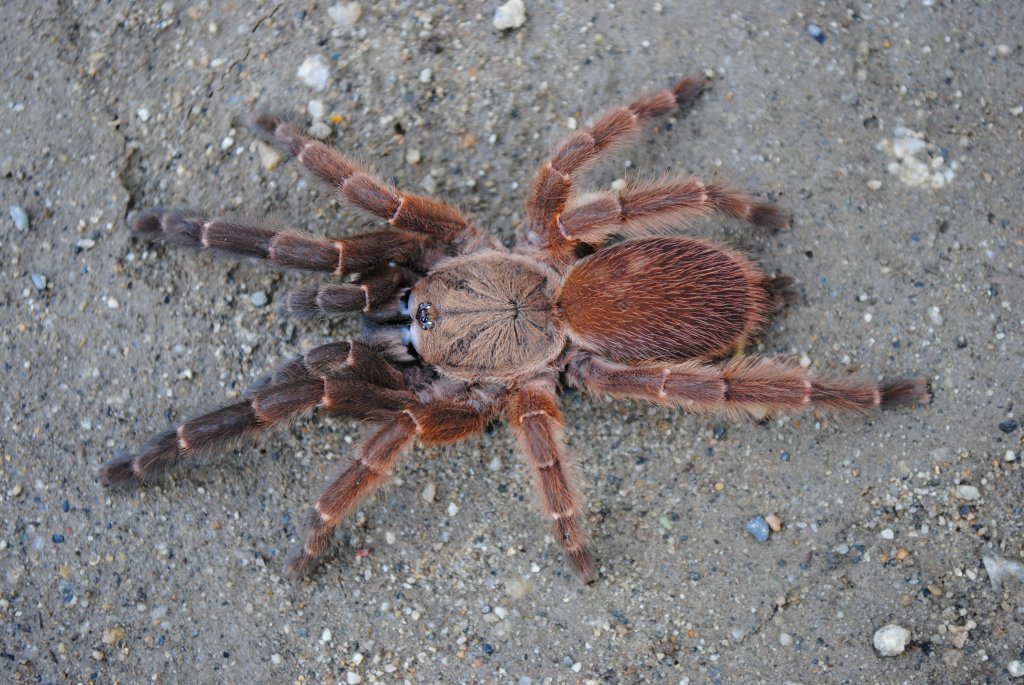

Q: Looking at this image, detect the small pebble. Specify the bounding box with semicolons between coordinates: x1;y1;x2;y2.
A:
779;632;794;646
271;653;282;665
52;534;65;544
880;528;895;540
308;99;326;119
298;55;330;91
745;516;770;542
419;68;433;84
805;23;825;43
346;672;362;685
867;179;882;190
329;3;363;28
406;148;422;165
873;624;911;656
1004;450;1016;462
102;627;125;645
321;628;332;642
256;141;284;171
421;481;436;503
927;306;943;326
997;420;1018;434
250;291;268;307
447;502;459;516
308;121;331;139
107;297;120;310
493;0;527;30
982;554;1024;590
137;107;151;122
10;205;28;231
385;531;396;545
76;238;96;250
955;485;980;500
765;514;782;532
30;272;46;291
493;606;508;619
1009;660;1024;678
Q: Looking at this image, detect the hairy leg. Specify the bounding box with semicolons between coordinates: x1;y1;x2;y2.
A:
527;75;707;257
566;351;929;421
130;208;430;276
285;395;498;579
558;177;789;244
280;267;407;318
252;113;480;245
100;342;411;485
506;376;597;583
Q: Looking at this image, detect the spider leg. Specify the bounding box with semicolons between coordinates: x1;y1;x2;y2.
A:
527;75;707;258
285;396;498;580
565;351;930;421
252;113;479;245
129;208;430;277
506;376;597;583
559;177;789;245
100;342;411;485
280;267;407;318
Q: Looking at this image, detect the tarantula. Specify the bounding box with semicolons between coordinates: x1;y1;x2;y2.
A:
100;75;928;583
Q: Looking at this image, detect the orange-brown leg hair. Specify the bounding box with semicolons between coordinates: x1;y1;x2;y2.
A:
252;113;478;244
285;397;497;580
99;342;411;486
528;76;708;260
558;177;789;245
565;351;929;421
506;377;597;583
128;209;432;277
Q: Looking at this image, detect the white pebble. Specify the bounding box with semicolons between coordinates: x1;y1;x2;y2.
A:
10;205;28;231
779;632;794;646
270;653;282;665
346;672;362;685
863;312;873;323
955;484;980;500
137;107;151;122
927;305;943;326
321;628;332;642
493;0;527;30
866;179;882;190
406;148;422;165
419;68;433;84
880;528;895;540
873;624;911;656
329;3;363;28
799;353;811;368
220;136;234;151
297;55;330;91
494;606;508;620
107;297;120;309
77;238;96;250
1009;660;1024;678
488;455;502;471
421;481;436;503
308;121;331;140
308;99;326;119
982;554;1024;590
447;502;459;516
385;531;396;545
610;178;627;191
1005;450;1017;462
250;291;268;307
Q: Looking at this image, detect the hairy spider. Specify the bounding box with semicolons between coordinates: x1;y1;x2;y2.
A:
100;76;929;583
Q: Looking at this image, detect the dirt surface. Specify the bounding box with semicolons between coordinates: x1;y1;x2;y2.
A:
2;1;1022;683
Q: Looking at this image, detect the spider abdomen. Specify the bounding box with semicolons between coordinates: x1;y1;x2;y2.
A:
410;252;564;382
554;237;771;363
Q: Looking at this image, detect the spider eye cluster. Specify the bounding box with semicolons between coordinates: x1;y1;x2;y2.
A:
417;302;434;330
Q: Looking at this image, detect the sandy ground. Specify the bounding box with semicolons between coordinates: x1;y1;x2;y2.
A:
2;1;1022;683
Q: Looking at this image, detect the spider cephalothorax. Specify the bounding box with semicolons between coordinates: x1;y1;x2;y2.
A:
100;75;928;583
